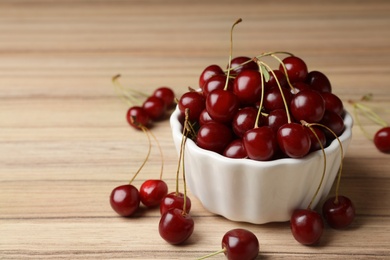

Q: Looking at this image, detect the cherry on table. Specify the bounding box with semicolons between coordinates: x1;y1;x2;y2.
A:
160;192;192;215
159;208;194;245
322;195;355;229
153;87;176;109
139;179;168;208
373;126;390;153
142;96;166;121
126;106;151;130
110;184;140;217
290;208;324;245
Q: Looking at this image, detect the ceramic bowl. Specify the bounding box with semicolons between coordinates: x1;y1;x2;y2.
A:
170;106;353;224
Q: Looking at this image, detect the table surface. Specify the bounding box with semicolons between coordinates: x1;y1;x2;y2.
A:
1;0;390;259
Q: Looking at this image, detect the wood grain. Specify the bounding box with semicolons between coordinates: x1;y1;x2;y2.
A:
1;0;390;259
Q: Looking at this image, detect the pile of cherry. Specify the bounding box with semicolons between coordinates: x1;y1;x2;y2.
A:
178;54;346;160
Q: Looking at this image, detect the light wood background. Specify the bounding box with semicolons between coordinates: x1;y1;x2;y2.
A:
1;0;390;259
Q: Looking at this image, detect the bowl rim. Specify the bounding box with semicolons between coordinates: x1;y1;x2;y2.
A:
170;106;353;167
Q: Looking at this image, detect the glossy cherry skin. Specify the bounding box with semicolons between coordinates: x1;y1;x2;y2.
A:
233;70;262;106
244;126;277;161
322;195;355;229
139;179;168;208
206;89;240;124
290;209;324;245
222;229;260;260
321;92;344;116
110;184;140;217
290;89;325;123
306;126;327;152
178;91;205;122
373;126;390;153
223;139;248;159
153;87;175;109
265;69;288;91
196;121;233;154
263;87;293;112
280;56;308;84
199;108;214;126
277;123;311;158
160;192;192;215
229;56;259;75
305;70;332;93
159;208;194;245
199;64;224;89
142;96;166;121
232;106;259;138
266;109;288;132
203;74;233;97
320;110;345;139
126;106;151;129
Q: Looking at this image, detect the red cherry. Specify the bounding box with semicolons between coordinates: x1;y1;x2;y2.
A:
266;109;288;133
322;195;355;229
292;82;310;93
229;56;259;75
280;56;308;84
160;192;192;215
203;74;233;97
290;89;325;123
110;184;140;217
277;123;311;158
321;92;344;116
196;121;233;154
305;70;332;93
263;87;292;112
233;70;262;106
142;96;166;121
223;139;248;159
178;91;205;122
264;69;288;91
232;106;259;138
126;106;151;129
306;126;327;152
139;179;168;208
199;64;224;89
290;209;324;245
159;208;194;245
243;126;277;161
320;110;345;139
222;229;260;260
373;126;390;153
199;108;214;126
206;89;240;124
153;87;175;109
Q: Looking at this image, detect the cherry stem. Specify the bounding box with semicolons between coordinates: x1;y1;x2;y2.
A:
307;122;345;205
196;248;226;260
175;108;190;195
129;123;152;184
257;60;292;123
181;125;189;214
349;98;388;140
112;74;148;106
270;54;297;93
145;128;165;180
224;18;242;91
301;121;327;210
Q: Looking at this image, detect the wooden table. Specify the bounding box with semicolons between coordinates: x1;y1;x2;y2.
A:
1;0;389;259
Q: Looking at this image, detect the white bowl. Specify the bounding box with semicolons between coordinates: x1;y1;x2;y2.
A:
170;106;353;224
